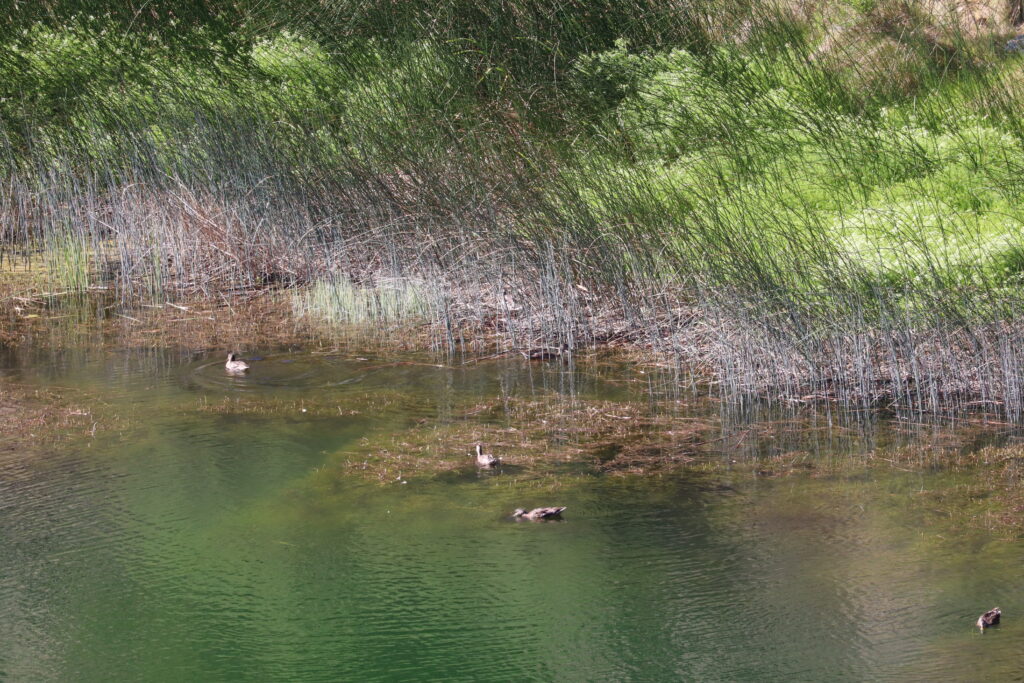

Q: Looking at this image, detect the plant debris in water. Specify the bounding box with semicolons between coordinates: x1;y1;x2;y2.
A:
0;381;116;459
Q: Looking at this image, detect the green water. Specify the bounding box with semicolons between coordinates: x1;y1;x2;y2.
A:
1;347;1022;681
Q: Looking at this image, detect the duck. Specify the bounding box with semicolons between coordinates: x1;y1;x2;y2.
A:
512;506;566;521
977;607;1001;630
475;443;500;468
521;343;571;361
225;353;250;373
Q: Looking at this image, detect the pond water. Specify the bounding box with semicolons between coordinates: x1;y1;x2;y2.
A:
1;347;1022;681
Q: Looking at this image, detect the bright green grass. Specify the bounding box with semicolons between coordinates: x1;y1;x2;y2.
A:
295;277;438;326
5;5;1024;300
564;43;1024;286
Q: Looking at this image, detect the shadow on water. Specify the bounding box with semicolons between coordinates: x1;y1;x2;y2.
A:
2;346;1024;680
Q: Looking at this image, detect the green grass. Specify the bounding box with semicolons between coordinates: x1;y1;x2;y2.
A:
295;278;438;326
567;43;1024;283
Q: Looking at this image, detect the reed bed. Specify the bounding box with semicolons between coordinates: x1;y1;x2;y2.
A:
5;1;1024;415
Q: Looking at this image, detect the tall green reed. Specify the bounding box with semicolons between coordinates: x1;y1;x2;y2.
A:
5;1;1024;415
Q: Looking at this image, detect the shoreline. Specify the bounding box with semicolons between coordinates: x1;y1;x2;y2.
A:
4;276;1024;421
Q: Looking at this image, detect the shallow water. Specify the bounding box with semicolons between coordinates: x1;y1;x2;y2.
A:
1;347;1022;681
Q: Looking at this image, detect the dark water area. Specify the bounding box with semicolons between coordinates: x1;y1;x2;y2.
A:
2;347;1023;681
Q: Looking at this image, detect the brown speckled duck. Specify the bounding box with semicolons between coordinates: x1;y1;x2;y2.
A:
512;506;566;521
475;444;500;468
978;607;1001;630
225;353;249;373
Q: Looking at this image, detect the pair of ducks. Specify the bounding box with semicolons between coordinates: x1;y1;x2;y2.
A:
224;357;565;520
474;444;566;521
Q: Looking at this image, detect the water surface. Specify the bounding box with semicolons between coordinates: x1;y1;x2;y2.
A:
1;348;1021;681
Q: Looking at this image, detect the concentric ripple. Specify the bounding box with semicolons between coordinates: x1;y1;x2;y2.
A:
183;353;373;393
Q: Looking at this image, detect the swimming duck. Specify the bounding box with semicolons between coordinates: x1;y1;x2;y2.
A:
225;353;249;373
512;506;566;521
475;444;500;468
977;607;1001;630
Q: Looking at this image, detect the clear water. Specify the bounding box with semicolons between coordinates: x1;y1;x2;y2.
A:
1;347;1021;681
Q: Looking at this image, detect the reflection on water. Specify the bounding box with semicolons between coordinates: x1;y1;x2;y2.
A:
1;348;1022;681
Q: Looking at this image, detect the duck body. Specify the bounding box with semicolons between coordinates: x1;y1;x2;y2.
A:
475;444;500;468
978;607;1001;630
522;344;571;361
225;353;249;373
512;506;566;521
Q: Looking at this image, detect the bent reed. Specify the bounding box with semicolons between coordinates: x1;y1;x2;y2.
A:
6;0;1024;416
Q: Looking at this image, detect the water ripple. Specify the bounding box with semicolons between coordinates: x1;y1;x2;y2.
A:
3;354;1024;680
